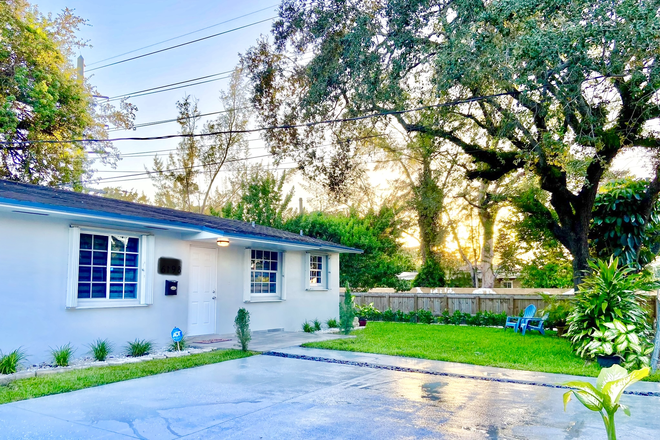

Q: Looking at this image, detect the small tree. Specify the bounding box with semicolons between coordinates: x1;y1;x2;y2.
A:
339;283;356;335
234;308;251;351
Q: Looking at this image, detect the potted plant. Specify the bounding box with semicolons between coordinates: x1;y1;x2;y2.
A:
581;320;652;368
540;293;572;336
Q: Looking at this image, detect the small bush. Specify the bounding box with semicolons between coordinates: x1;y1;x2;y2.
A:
355;302;382;321
394;309;406;322
302;321;315;333
168;334;188;352
313;319;322;331
412;258;445;287
439;309;451;324
417;309;434;324
339;283;356;335
234;308;252;351
449;310;465;325
326;318;338;328
382;309;396;322
51;343;74;367
0;348;27;374
126;339;153;357
88;339;112;361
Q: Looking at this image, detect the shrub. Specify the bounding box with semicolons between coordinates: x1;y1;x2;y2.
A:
339;283;356;335
417;309;434;324
234;308;252;351
412;258;445;288
302;321;315;333
449;310;465;325
394;309;407;322
126;339;153;357
355;302;382;321
51;343;74;367
313;319;322;331
566;258;655;368
382;308;396;321
88;339;112;361
540;293;573;330
326;318;338;328
0;348;27;374
439;309;451;324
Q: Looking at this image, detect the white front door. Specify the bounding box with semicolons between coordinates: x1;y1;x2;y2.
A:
188;247;217;336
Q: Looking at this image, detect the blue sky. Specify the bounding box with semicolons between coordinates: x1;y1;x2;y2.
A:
36;0;279;194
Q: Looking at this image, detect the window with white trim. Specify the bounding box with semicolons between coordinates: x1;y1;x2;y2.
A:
77;233;140;300
250;249;280;296
307;253;328;290
502;280;513;289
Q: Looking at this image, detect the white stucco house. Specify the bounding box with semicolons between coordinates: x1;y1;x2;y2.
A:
0;180;360;362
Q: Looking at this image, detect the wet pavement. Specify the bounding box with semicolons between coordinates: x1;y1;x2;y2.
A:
188;330;351;352
1;348;659;439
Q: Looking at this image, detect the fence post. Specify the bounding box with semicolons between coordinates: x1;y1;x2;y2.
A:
414;294;418;312
386;294;391;311
509;296;515;316
475;295;481;314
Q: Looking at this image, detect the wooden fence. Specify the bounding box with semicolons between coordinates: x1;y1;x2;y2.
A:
341;291;659;320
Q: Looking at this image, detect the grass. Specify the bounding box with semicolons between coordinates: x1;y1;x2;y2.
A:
303;322;660;381
0;349;253;405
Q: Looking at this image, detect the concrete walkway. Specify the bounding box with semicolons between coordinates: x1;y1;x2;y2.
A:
188;330;350;351
1;347;659;439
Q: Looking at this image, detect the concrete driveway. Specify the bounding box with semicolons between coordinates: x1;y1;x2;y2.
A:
1;348;659;439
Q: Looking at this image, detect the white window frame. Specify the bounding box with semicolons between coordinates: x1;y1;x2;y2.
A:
502;280;514;289
66;226;155;309
243;248;285;302
305;253;329;291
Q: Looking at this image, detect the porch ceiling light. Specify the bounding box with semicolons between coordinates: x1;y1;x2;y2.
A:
216;238;230;247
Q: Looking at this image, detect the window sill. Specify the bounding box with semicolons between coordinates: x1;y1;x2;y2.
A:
306;287;329;292
69;300;148;310
244;298;284;303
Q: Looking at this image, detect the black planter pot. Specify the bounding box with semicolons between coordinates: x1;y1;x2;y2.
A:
596;355;622;368
358;318;367;327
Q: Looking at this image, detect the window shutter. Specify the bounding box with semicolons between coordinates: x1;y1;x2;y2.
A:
243;248;251;302
66;226;81;308
139;235;155;305
326;254;331;289
280;251;287;300
304;252;310;290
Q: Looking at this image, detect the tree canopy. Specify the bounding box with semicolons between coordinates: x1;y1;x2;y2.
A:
245;0;660;287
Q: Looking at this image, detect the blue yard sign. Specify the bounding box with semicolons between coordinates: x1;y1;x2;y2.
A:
171;327;183;342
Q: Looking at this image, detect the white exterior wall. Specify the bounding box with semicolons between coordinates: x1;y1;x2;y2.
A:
0;212;341;362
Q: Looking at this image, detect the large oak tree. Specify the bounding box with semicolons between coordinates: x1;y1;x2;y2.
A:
245;0;660;287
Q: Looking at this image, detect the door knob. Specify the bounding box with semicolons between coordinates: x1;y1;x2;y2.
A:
212;296;217;300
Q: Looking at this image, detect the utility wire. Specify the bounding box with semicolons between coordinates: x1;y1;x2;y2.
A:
87;17;276;72
107;75;232;102
106;70;235;101
107;107;253;133
87;4;278;66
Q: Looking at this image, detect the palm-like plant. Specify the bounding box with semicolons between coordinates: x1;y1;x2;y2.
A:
564;365;649;440
566;258;655;367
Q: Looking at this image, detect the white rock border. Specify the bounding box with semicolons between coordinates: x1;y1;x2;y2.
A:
0;347;216;386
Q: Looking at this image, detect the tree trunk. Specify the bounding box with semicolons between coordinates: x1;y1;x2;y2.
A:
478;184;497;288
414;157;443;265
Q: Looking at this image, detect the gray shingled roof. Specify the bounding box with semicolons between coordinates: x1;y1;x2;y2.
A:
0;180;361;253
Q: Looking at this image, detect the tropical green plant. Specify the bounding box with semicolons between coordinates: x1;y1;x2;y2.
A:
302;321;315;333
540;294;573;331
126;339;153;357
234;308;251;351
339;283;356;335
326;318;338;329
382;309;395;322
417;310;434;324
51;343;74;367
566;258;655;367
354;303;382;321
88;339;113;361
582;320;653;369
563;365;650;440
0;348;27;374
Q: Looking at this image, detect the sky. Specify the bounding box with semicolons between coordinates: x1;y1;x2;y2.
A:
36;0;281;195
33;0;655;203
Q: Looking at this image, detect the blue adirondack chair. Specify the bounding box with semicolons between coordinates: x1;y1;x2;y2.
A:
504;304;536;333
520;313;550;336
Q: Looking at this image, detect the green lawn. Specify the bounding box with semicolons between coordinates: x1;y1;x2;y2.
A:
304;322;660;381
0;349;253;405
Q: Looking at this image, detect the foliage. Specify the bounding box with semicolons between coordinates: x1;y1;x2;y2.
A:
518;248;574;289
125;339;152;357
0;348;27;374
100;187;150;204
412;257;446;288
339;284;356;335
582;320;654;369
51;343;74;367
302;321;315;333
417;310;434;325
284;208;414;290
313;319;322;332
0;0;134;187
540;294;573;329
216;169;294;228
567;258;656;368
88;339;112;362
591;178;660;269
0;350;253;405
326;318;338;329
563;365;650;440
382;309;395;322
354;303;382;321
234;308;251;351
168;334;189;352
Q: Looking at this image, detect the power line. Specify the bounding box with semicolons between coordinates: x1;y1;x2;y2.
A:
107;75;232;102
87;5;278;66
107;107;253;133
106;70;234;101
87;17;276;72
